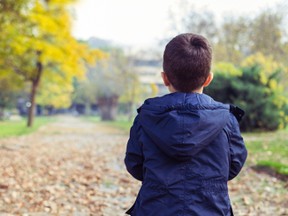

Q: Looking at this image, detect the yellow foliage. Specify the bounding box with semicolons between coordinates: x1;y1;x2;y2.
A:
241;52;283;75
259;72;268;85
268;79;277;90
213;62;242;76
150;83;159;97
241;53;288;86
48;0;77;4
37;76;74;108
0;0;106;110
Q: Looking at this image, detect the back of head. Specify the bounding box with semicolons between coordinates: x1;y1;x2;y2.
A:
163;33;212;92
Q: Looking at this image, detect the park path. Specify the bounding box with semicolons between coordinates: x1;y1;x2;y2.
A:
0;116;140;215
0;116;287;215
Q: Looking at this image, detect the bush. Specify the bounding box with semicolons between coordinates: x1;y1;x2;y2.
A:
205;64;288;131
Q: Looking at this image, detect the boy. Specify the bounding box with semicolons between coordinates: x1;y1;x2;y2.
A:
124;33;247;216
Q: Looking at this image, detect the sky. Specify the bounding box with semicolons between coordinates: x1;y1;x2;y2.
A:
72;0;285;48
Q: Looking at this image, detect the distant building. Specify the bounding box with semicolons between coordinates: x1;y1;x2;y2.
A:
130;50;168;96
87;37;168;96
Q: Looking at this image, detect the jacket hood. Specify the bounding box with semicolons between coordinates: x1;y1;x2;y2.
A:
139;93;230;161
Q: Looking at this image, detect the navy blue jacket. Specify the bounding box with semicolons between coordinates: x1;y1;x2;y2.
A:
125;93;247;216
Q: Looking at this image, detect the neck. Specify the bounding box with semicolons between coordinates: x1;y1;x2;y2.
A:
168;86;204;94
192;87;203;94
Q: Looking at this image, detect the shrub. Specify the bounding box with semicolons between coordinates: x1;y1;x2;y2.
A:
205;64;288;131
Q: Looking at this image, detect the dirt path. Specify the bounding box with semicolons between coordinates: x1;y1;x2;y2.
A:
0;116;287;215
0;116;139;215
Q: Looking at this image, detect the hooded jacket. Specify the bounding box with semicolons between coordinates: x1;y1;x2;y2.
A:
125;92;247;216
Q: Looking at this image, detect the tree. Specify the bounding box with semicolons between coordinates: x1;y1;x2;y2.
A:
0;0;103;126
168;0;218;42
118;68;145;121
169;3;288;67
72;48;142;121
0;76;23;119
216;9;288;64
214;17;250;64
89;49;135;121
0;0;30;119
249;10;286;63
72;78;96;112
36;74;75;109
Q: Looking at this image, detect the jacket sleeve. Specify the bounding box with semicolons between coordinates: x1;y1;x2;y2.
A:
227;114;248;180
124;115;144;181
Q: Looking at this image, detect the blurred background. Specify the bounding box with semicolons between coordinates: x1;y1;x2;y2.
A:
1;0;288;129
0;0;287;215
0;0;288;129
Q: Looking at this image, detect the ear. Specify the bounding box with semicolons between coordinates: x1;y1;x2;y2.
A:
161;72;170;86
203;72;213;87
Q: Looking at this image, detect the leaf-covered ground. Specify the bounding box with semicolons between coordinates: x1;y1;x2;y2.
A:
0;116;287;215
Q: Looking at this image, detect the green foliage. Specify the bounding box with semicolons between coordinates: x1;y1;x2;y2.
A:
73;48;132;103
73;48;144;120
72;78;96;105
206;62;288;131
91;49;134;99
0;76;23;109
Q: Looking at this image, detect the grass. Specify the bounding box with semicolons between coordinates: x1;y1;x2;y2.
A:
82;115;133;132
243;129;288;175
257;161;288;175
103;120;133;131
0;116;55;138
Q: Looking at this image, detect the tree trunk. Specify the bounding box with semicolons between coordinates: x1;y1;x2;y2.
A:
127;102;133;122
98;96;119;121
0;106;4;120
27;82;37;127
27;51;43;127
128;80;136;122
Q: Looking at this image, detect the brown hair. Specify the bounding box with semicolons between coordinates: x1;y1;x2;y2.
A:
163;33;212;92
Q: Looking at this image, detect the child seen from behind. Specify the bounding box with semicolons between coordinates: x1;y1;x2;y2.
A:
124;33;247;216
